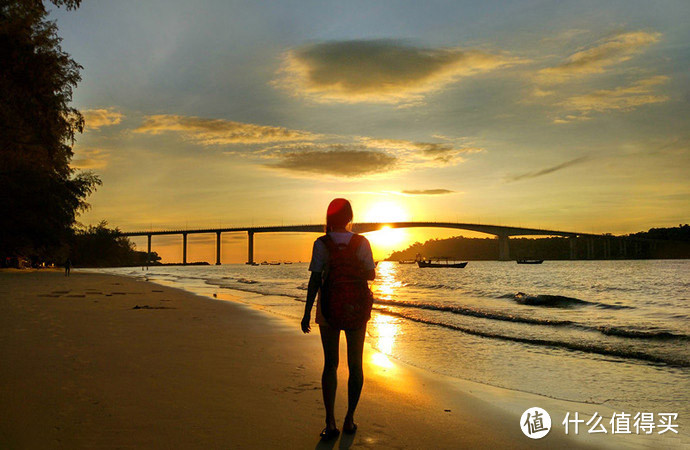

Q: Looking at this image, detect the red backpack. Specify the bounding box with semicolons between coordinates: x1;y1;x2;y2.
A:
319;234;374;330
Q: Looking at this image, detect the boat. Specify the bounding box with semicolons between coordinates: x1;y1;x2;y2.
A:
516;259;544;264
268;261;281;265
397;260;416;264
417;257;467;268
260;261;270;265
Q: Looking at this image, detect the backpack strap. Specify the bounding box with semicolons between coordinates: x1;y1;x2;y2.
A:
347;234;363;251
318;234;337;253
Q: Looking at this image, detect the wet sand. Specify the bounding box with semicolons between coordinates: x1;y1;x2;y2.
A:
0;270;678;448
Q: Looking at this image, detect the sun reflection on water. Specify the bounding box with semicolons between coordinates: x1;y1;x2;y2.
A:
371;260;404;301
368;261;402;370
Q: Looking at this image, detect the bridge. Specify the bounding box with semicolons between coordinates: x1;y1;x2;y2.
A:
120;222;606;264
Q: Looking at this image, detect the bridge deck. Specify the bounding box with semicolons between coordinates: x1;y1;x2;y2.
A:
120;222;597;238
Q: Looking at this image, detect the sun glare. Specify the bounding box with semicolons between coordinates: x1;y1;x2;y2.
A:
362;201;409;223
362;201;411;257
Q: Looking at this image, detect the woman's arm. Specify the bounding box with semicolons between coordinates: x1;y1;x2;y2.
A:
301;271;321;333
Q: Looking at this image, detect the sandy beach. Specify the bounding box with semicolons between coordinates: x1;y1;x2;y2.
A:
0;270;682;449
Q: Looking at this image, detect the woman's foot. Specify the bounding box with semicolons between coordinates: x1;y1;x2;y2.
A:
343;415;358;434
320;427;340;441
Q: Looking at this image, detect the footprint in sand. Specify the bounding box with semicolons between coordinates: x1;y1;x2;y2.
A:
278;383;320;394
131;305;176;310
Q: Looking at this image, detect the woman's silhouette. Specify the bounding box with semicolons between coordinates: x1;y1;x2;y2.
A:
301;198;376;440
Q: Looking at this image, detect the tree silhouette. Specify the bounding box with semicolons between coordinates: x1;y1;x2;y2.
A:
1;0;100;261
70;221;162;267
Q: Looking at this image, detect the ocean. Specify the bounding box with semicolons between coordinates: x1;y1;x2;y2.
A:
96;259;689;419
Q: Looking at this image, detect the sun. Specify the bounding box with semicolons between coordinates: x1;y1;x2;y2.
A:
367;225;407;249
361;201;410;257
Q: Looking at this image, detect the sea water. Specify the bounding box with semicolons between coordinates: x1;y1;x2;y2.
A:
97;260;689;419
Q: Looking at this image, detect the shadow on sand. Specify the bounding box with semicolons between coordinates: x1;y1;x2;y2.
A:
314;430;356;450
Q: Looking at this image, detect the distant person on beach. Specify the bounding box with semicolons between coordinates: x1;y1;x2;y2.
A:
301;198;376;440
64;258;71;277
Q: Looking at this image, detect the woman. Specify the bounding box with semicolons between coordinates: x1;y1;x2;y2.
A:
301;198;376;440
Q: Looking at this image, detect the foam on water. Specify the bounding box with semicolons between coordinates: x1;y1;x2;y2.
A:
98;260;690;419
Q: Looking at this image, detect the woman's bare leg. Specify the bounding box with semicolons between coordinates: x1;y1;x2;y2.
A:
344;326;366;430
319;325;340;430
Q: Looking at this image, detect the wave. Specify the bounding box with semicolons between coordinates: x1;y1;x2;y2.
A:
596;326;689;340
404;282;453;290
501;292;634;310
204;278;301;301
374;298;575;327
373;297;687;342
373;307;689;368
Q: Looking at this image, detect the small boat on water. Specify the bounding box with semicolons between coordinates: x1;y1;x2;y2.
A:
417;257;468;268
397;260;416;264
516;259;544;264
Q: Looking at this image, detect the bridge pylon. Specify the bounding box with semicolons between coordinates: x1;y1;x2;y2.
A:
498;234;510;261
246;231;254;265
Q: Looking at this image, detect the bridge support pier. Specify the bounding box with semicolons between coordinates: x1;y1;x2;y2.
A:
182;232;188;265
498;234;510;261
147;234;152;266
247;231;254;265
569;237;577;260
216;232;222;265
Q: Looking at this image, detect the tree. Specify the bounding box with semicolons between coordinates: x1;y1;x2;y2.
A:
70;221;161;267
0;0;100;261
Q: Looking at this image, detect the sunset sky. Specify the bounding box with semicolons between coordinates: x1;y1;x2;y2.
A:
50;0;689;262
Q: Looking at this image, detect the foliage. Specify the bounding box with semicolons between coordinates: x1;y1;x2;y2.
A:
0;0;100;260
388;225;690;261
70;221;161;267
629;224;690;242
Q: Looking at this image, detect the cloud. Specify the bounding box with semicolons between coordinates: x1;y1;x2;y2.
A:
275;40;520;104
507;156;589;182
555;75;669;122
537;31;660;83
361;138;482;166
400;189;455;195
532;88;555;97
72;148;109;170
134;114;316;145
256;135;484;178
82;108;123;130
552;114;592;124
263;144;398;177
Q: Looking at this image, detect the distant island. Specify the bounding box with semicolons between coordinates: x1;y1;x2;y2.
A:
388;225;690;261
